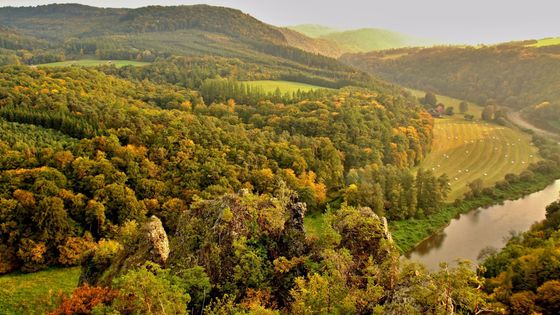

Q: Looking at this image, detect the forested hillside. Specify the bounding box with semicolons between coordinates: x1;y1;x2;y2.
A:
481;193;560;315
0;4;472;312
341;42;560;133
3;3;558;314
0;4;355;72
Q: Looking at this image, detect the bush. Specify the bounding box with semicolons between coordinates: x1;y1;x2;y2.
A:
17;238;48;273
57;236;96;266
48;284;118;315
509;291;537;315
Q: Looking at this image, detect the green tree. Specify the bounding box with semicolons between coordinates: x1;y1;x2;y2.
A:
445;106;454;115
423;92;437;107
110;262;189;314
459;101;469;113
481;105;495;121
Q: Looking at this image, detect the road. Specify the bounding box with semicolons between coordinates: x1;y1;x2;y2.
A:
508;111;560;141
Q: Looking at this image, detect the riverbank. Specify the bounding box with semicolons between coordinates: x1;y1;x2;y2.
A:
391;171;560;253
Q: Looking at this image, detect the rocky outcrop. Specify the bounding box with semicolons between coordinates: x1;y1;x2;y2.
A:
143;216;170;265
287;193;307;232
79;216;170;286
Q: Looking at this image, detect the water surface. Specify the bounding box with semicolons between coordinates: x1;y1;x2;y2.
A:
405;180;560;270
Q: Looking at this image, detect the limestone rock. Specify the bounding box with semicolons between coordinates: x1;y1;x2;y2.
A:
144;216;170;264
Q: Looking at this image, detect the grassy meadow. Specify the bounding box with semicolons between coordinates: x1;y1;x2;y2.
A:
36;59;150;68
407;89;538;201
527;37;560;47
0;267;80;314
244;80;329;93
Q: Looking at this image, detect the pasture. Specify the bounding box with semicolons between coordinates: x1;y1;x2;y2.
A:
244;80;329;93
407;89;540;201
0;267;80;314
422;118;539;201
36;59;150;68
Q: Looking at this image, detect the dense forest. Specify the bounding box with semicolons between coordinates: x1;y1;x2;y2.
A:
341;43;560;133
481;193;560;315
1;3;560;314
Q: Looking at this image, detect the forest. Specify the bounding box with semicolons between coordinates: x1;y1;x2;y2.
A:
341;43;560;134
1;3;560;314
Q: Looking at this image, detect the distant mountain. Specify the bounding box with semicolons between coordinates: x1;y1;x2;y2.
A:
322;28;435;52
278;28;346;58
288;25;436;53
289;24;342;38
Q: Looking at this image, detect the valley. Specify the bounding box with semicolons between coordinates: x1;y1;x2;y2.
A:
0;2;559;314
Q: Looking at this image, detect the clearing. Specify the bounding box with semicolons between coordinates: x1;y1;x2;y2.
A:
0;267;80;314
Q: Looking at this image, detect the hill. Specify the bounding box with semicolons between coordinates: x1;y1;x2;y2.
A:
0;4;375;88
278;27;346;58
341;42;560;134
288;24;342;38
322;28;434;53
289;25;436;53
0;4;285;44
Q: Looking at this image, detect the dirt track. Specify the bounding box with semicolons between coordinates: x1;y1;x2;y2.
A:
508;111;560;141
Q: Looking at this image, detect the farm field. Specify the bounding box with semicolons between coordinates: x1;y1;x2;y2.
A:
244;80;329;93
407;89;540;201
0;267;80;314
36;59;150;68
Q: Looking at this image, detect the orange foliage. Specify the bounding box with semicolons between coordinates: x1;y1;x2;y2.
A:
49;285;118;315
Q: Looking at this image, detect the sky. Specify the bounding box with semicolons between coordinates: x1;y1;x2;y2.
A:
1;0;559;44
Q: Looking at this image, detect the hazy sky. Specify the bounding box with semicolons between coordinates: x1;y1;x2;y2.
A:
1;0;559;44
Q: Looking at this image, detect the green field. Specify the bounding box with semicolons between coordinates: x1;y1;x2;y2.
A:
527;37;560;47
36;59;150;68
408;89;539;200
244;80;328;93
0;267;80;314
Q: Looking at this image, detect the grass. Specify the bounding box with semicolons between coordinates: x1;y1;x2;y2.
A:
36;59;150;68
527;37;560;47
0;267;80;314
244;80;329;93
406;88;482;118
407;89;539;201
304;212;327;239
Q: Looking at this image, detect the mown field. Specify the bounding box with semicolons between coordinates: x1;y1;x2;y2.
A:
424;119;538;200
36;59;150;68
244;80;329;93
0;267;80;314
408;89;539;201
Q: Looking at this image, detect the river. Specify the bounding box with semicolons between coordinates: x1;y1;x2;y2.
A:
405;180;560;270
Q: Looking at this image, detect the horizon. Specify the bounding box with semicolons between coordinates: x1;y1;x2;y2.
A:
1;0;559;45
